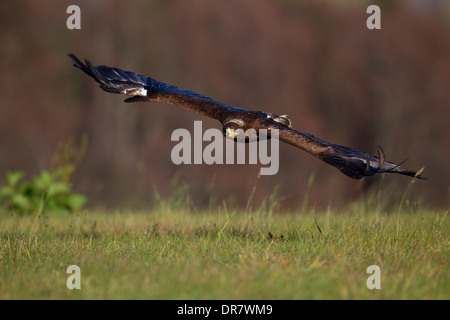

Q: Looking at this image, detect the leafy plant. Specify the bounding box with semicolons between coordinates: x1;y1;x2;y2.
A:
0;169;86;215
0;136;88;215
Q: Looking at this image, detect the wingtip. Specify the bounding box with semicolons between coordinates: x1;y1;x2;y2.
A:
392;166;427;180
413;167;427;180
68;53;79;62
68;53;86;70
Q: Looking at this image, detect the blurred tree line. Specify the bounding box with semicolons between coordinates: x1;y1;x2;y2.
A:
0;0;448;211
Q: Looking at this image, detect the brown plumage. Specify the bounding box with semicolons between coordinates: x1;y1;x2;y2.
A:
68;54;424;179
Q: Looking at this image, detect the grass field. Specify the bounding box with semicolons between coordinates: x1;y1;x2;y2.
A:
0;200;448;300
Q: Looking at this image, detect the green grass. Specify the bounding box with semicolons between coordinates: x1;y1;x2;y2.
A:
0;204;448;299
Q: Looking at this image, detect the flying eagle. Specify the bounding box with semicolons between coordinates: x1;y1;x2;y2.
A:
68;54;424;180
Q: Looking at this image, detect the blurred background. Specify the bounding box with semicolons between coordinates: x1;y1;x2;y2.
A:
0;0;449;211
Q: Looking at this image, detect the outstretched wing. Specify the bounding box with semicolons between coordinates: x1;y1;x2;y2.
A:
318;143;423;179
68;54;243;122
272;122;425;179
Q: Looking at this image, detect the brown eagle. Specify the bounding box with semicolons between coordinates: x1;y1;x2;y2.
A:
69;54;424;180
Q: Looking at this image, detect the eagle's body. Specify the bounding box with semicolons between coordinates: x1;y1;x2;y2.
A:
69;54;424;179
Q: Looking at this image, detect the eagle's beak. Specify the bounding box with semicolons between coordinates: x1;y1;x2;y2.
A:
225;128;240;138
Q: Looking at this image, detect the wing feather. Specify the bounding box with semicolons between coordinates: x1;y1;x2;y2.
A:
275;124;424;179
69;54;243;121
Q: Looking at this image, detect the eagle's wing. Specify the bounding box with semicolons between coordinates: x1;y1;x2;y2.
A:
68;54;243;123
257;119;424;179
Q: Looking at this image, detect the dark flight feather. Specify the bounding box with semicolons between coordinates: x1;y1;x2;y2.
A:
69;54;425;180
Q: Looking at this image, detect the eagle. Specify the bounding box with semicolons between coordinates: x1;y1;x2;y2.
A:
68;54;424;180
